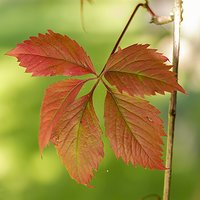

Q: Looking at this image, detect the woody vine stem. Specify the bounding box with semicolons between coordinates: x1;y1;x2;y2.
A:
101;0;182;199
163;0;182;199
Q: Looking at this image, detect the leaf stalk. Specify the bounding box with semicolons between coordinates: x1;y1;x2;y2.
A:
99;0;163;78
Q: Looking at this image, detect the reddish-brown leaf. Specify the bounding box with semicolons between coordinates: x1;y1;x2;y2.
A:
104;89;165;169
104;44;185;97
39;79;86;153
51;92;104;186
7;30;96;76
8;26;187;185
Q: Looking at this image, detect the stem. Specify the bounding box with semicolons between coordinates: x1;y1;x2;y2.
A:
163;0;182;200
100;1;155;77
99;0;173;78
144;0;156;17
90;77;101;93
110;0;158;56
80;0;93;31
80;0;86;31
110;3;145;55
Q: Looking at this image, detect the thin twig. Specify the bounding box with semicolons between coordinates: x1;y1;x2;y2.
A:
100;0;172;77
99;2;149;77
110;3;145;55
80;0;93;31
80;0;87;31
110;0;159;55
109;0;175;56
98;3;144;78
163;0;182;200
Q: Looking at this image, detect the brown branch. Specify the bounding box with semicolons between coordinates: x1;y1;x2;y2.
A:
163;0;182;200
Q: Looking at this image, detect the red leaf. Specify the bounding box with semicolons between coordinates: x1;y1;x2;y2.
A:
104;44;185;97
7;30;96;76
51;92;104;186
39;79;86;153
9;27;186;185
105;89;165;169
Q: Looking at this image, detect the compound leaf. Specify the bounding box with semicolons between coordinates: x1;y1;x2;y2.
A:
8;29;187;186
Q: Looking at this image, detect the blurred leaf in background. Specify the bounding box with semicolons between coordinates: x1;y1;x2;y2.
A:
0;0;200;200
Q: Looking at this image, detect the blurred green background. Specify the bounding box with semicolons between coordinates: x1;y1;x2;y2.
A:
0;0;200;199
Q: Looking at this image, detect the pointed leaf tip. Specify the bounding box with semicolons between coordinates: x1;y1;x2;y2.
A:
39;79;87;153
104;44;185;97
105;89;165;170
7;30;96;77
51;93;104;185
